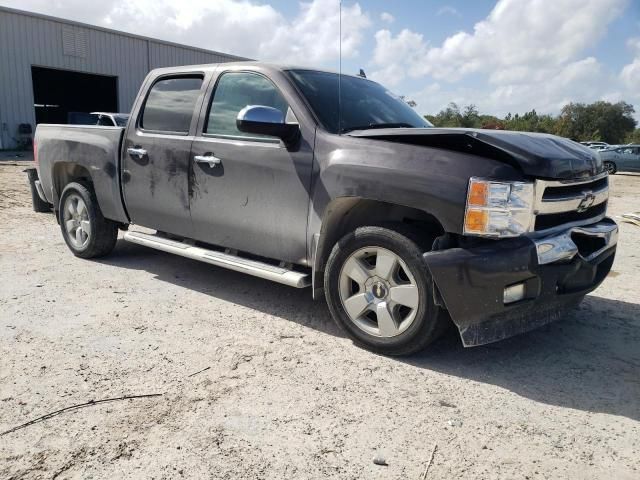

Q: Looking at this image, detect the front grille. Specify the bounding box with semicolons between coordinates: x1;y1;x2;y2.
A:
542;176;608;201
535;202;607;231
533;174;609;232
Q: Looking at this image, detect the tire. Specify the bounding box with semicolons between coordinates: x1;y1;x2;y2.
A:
324;224;448;356
58;182;118;258
604;161;617;174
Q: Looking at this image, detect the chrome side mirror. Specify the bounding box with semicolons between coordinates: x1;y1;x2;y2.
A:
236;105;299;144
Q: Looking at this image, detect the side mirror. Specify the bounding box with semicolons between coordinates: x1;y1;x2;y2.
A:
236;105;299;144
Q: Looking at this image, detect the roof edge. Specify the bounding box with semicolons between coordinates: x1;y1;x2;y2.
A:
0;5;251;61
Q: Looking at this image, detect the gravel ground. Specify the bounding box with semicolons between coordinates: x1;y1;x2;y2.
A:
1;159;639;479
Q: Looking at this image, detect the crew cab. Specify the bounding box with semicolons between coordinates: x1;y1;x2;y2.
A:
32;62;618;355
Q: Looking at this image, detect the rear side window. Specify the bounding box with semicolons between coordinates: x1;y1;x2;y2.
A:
141;76;203;133
205;72;288;138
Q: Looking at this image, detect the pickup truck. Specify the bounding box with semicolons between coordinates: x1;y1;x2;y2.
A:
32;62;618;355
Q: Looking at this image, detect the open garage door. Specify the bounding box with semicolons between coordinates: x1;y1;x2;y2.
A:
31;66;118;125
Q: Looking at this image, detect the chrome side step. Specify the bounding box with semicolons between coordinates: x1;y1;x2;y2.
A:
123;231;311;288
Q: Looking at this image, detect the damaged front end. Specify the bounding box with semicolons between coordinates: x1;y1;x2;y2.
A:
423;168;617;347
424;218;617;346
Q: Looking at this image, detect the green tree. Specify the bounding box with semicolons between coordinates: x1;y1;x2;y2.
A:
556;101;636;143
625;129;640;144
425;103;482;128
460;104;481;128
428;102;463;127
424;100;637;142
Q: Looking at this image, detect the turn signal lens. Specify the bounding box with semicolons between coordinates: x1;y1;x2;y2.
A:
468;182;488;206
464;209;488;233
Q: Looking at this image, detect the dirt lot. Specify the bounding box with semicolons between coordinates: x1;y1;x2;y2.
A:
1;158;639;480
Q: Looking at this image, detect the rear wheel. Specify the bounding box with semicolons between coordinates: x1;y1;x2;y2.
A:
59;182;118;258
604;161;617;174
324;225;447;356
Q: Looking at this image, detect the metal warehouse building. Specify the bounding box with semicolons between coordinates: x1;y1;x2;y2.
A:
0;6;246;149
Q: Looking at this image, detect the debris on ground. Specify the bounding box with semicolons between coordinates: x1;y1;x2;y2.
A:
372;454;388;466
621;212;640;227
421;443;438;480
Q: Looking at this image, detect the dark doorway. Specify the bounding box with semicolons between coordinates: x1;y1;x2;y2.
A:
31;66;118;125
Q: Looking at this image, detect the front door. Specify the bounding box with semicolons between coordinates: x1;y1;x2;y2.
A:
122;74;205;236
189;70;313;264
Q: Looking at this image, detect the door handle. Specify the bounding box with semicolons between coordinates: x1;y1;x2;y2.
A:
194;154;221;168
127;147;147;158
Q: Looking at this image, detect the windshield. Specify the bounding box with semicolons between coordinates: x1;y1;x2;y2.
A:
287;69;431;133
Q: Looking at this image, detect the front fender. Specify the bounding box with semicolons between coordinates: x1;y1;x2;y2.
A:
310;131;523;236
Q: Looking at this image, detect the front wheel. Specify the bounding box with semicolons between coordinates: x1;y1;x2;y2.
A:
59;182;118;258
324;225;448;356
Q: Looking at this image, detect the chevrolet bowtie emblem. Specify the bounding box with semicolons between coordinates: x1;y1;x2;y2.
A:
576;191;596;213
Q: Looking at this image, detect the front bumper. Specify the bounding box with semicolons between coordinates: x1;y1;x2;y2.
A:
424;218;617;347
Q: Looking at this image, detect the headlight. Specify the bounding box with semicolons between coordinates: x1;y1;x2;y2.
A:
464;178;534;237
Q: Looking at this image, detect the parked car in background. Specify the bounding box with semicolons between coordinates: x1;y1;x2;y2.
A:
599;145;640;173
67;112;129;126
580;141;610;151
68;112;99;125
91;112;130;127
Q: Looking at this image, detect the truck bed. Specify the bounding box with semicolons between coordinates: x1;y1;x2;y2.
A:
35;124;128;223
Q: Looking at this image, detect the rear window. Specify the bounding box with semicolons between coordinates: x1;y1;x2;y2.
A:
141;76;203;133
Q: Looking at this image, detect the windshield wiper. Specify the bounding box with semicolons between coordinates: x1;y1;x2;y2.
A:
341;122;418;133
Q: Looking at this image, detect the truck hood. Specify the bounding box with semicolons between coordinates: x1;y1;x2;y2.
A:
346;127;602;180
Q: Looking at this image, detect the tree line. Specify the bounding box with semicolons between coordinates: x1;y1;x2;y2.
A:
424;101;640;144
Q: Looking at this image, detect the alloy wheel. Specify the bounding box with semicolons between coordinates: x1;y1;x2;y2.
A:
338;246;419;338
63;193;91;249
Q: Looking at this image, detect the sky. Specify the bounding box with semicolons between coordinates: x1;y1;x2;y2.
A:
3;0;639;118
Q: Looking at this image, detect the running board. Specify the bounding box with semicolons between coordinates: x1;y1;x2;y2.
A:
123;231;311;288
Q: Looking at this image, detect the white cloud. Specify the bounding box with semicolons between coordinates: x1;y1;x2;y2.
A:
2;0;371;65
620;37;640;91
380;11;394;23
437;6;460;17
414;0;627;81
259;0;371;63
370;0;634;116
370;29;429;86
409;55;634;119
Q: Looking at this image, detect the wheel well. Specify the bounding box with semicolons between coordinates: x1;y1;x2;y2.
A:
52;162;92;206
312;197;444;297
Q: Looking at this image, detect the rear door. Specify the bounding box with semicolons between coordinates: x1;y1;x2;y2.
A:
122;73;207;236
619;146;640;172
189;69;314;264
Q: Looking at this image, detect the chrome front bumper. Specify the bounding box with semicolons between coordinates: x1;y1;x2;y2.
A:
534;218;618;265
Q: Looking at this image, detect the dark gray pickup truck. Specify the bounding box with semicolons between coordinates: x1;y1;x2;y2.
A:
32;62;618;355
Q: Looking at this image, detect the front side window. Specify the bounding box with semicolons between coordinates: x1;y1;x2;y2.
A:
141;76;203;133
205;72;288;138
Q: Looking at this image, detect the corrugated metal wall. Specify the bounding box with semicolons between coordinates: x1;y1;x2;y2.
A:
0;6;246;148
